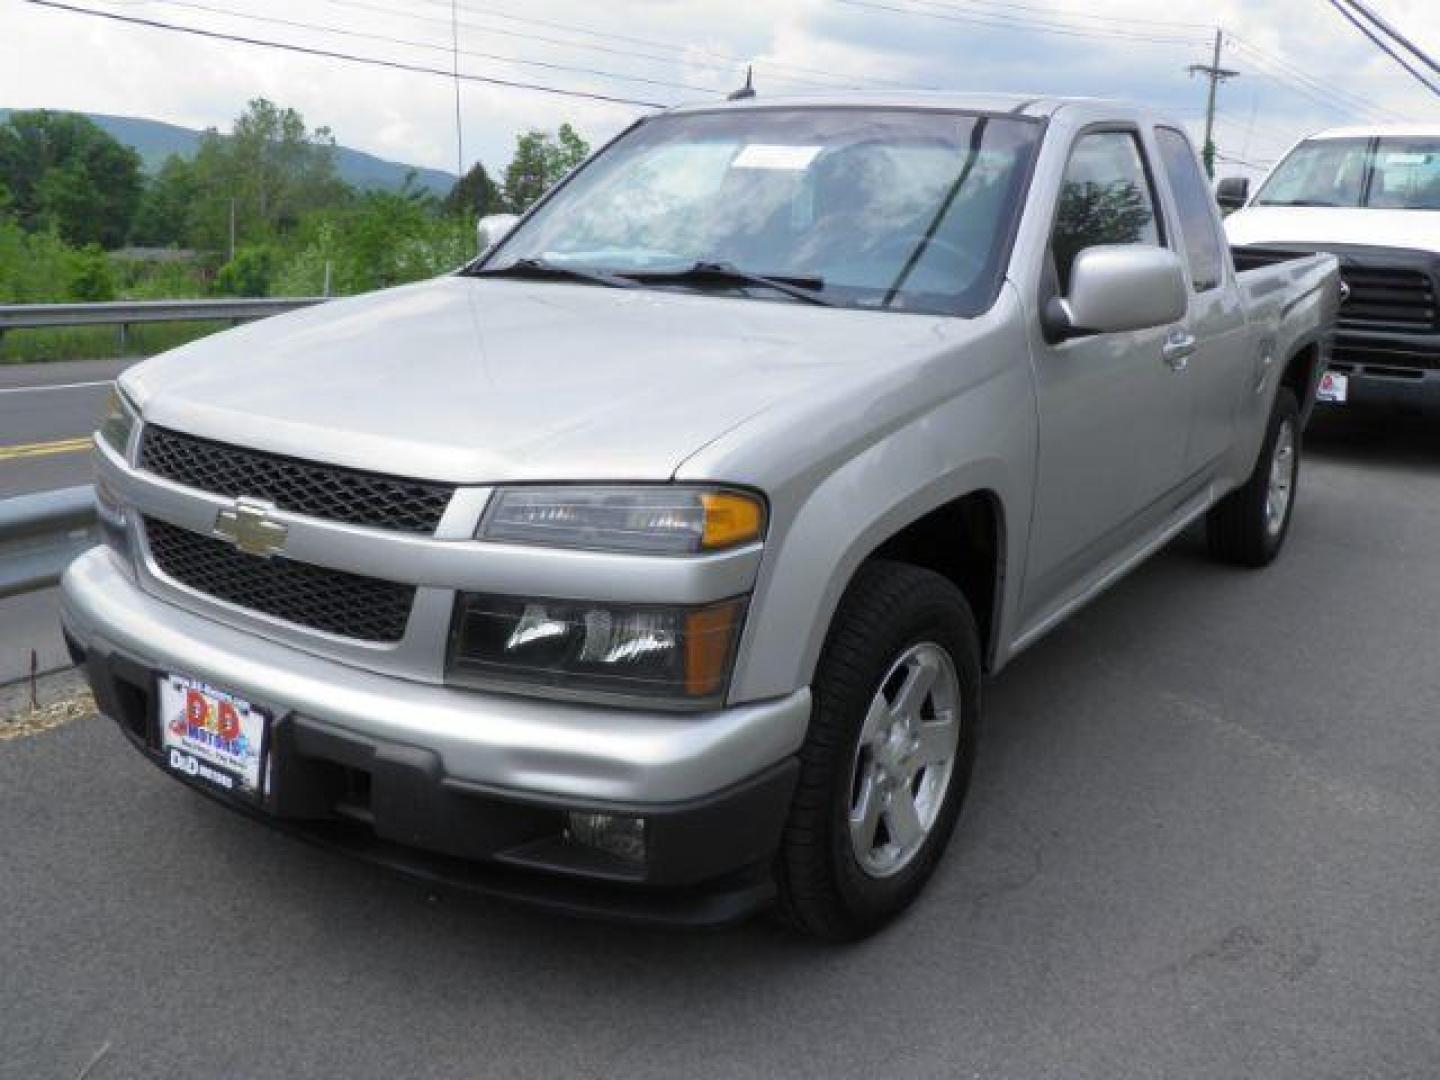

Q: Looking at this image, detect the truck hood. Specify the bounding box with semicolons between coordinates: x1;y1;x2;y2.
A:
1225;205;1440;253
122;276;950;483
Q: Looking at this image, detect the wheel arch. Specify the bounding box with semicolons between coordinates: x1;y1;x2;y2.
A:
866;490;1006;672
728;468;1020;706
1280;337;1324;426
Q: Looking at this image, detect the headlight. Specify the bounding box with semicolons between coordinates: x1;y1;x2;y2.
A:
447;593;747;707
97;388;137;456
478;486;764;555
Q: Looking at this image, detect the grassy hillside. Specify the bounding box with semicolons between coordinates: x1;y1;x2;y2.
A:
0;108;456;196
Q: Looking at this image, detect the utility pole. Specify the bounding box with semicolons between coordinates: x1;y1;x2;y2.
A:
1188;29;1240;178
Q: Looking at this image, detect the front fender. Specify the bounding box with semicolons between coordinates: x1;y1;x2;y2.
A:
719;342;1037;703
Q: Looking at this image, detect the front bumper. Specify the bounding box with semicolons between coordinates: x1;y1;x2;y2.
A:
1324;350;1440;416
62;547;808;924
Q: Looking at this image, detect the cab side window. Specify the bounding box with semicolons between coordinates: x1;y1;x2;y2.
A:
1155;127;1224;291
1051;131;1162;292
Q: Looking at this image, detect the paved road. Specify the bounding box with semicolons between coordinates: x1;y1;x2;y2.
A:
2;416;1438;1079
0;359;133;497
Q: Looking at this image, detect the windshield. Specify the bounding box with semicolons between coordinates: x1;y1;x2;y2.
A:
1255;136;1440;210
481;108;1043;316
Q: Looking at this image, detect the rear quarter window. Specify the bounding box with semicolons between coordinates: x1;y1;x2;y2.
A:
1155;128;1225;292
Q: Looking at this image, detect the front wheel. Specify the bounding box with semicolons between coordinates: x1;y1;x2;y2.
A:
1206;388;1302;567
775;560;981;941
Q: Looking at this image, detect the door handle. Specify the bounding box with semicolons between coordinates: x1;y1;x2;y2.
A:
1162;331;1197;371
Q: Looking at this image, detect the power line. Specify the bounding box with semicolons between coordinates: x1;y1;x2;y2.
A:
306;0;756;91
1327;0;1440;96
322;0;913;94
119;0;726;96
1211;109;1305;150
1340;0;1440;77
1221;38;1388;121
836;0;1207;46
1215;151;1272;170
898;0;1211;32
422;0;937;92
18;0;671;108
1226;34;1412;123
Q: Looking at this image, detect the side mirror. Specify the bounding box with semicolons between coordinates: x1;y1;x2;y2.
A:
476;213;520;255
1215;176;1250;211
1045;246;1188;339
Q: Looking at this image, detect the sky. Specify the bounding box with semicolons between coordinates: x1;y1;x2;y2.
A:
2;0;1438;184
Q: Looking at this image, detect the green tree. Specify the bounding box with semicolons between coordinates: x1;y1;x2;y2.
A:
274;181;466;297
0;219;79;302
214;244;279;297
131;155;198;247
501;124;589;212
444;161;502;217
186;98;350;252
67;244;116;301
0;110;143;248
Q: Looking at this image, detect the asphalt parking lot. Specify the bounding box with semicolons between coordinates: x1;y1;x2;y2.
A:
2;414;1438;1080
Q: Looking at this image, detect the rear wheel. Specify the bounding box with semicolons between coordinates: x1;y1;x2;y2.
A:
1207;388;1301;567
775;560;981;941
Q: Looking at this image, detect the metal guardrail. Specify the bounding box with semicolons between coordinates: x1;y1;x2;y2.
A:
0;486;98;601
0;297;327;332
0;297;329;353
0;300;325;594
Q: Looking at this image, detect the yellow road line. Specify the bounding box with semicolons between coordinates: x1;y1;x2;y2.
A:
0;436;93;462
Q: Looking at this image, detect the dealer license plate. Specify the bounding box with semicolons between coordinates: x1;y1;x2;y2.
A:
1316;370;1349;404
158;674;270;799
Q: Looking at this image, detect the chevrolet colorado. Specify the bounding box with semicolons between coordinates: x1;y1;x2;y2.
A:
62;95;1338;939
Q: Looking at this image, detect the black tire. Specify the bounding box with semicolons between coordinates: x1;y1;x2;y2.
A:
1206;388;1302;568
775;560;981;941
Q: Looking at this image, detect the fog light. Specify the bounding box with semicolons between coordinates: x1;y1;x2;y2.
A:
566;812;646;866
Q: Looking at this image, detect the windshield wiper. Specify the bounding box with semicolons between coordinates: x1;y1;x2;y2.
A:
1260;198;1344;207
465;257;640;290
621;262;835;306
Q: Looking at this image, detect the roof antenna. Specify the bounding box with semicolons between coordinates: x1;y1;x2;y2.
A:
728;66;756;101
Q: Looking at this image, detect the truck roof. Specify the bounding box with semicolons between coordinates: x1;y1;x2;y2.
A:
662;92;1169;122
1307;124;1440;141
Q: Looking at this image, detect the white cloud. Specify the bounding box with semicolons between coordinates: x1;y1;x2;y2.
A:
1;0;1437;183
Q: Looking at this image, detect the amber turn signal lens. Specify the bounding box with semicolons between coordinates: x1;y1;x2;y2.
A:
684;598;747;697
699;492;764;550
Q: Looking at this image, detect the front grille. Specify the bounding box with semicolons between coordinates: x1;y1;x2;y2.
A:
1231;246;1438;333
144;517;415;642
1339;267;1438;331
140;426;454;534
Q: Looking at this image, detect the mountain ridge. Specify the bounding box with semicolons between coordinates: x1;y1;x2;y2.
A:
0;107;457;196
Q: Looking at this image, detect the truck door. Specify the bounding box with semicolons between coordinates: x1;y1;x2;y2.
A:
1021;128;1195;621
1154;126;1248;474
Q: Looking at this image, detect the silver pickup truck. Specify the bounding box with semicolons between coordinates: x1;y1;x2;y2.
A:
62;95;1337;939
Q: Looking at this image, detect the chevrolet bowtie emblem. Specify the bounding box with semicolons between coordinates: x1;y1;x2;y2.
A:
214;498;288;558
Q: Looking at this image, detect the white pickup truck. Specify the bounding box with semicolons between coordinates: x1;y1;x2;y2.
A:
63;94;1338;939
1222;125;1440;415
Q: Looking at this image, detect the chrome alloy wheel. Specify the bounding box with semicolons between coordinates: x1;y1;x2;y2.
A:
1265;418;1297;538
848;642;962;879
